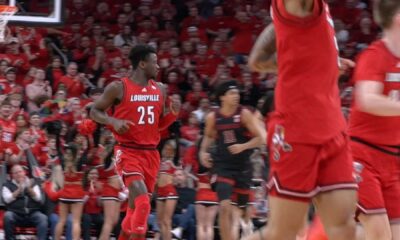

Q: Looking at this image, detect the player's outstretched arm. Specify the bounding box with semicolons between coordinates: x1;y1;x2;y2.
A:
199;112;216;168
90;81;134;134
355;81;400;116
248;23;277;73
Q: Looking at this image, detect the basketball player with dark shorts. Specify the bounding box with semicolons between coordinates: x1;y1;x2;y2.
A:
246;0;358;239
199;81;264;240
90;45;181;240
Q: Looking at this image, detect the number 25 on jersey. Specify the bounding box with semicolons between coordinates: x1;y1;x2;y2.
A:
137;106;155;125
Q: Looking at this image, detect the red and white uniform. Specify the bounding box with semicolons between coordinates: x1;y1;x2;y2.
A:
96;164;122;201
156;160;179;201
58;171;86;202
112;78;163;193
195;172;218;206
348;40;400;220
267;0;356;201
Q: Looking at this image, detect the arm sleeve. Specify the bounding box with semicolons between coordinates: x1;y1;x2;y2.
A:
2;186;15;204
353;48;385;83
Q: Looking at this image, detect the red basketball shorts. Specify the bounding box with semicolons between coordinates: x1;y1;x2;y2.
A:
267;126;357;202
114;145;160;194
351;140;400;222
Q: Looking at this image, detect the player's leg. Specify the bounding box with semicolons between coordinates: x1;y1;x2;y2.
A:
231;205;242;240
391;224;400;240
358;214;391;240
313;189;357;240
215;177;235;240
247;196;310;240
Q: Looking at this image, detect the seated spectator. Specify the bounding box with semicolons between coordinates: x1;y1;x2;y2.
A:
170;169;196;240
57;62;86;98
4;128;32;168
0;99;17;145
2;164;48;240
25;68;52;112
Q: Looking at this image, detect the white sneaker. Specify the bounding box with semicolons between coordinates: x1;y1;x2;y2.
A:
171;227;182;239
240;219;254;238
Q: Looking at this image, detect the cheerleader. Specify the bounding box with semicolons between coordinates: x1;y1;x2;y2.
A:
96;145;123;240
156;139;180;240
55;143;86;240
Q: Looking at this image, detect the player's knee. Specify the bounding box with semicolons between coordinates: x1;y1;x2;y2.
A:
325;218;356;240
132;194;151;225
219;200;231;215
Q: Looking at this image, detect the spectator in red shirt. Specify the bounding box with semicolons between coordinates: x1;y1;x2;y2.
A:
181;6;207;30
185;81;207;110
67;0;90;24
57;62;86;98
3;67;23;95
98;56;123;88
72;36;92;69
90;24;106;47
4;128;32;167
93;2;113;24
0;99;17;145
46;56;66;91
206;5;235;38
87;46;108;76
22;39;49;69
180;113;200;146
231;11;257;62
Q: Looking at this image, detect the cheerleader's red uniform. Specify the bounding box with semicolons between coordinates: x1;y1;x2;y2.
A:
156;160;179;201
97;164;122;201
58;171;86;203
195;172;218;206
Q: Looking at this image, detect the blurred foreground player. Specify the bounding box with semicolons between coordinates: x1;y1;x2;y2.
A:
348;1;400;239
90;45;181;240
199;81;264;240
246;0;358;239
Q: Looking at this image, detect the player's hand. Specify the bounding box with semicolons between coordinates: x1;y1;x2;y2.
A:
339;57;355;72
169;96;181;115
228;144;246;154
199;151;213;168
110;118;135;134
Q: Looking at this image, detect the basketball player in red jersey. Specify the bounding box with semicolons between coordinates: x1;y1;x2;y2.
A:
245;0;358;239
90;45;181;240
348;1;400;239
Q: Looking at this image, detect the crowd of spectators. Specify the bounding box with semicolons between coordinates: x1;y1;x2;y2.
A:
0;0;379;239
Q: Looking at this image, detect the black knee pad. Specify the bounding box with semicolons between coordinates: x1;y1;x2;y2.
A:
215;182;233;202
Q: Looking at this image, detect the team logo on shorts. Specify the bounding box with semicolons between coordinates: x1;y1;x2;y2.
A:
115;149;122;163
271;125;292;161
353;162;364;183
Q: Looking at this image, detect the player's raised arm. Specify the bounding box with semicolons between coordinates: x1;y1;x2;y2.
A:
90;81;134;134
248;23;277;73
199;111;216;168
157;82;181;130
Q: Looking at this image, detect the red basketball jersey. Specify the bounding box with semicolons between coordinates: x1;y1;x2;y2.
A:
270;0;345;143
349;40;400;145
111;78;164;147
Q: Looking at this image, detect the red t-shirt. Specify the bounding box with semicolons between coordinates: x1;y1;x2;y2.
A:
348;40;400;145
180;125;200;142
58;75;85;98
270;0;345;143
111;78;164;147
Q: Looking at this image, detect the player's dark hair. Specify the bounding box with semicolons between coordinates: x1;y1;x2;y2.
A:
129;44;156;69
374;0;400;29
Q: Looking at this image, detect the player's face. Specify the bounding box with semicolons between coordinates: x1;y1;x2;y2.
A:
144;53;160;79
222;89;240;106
